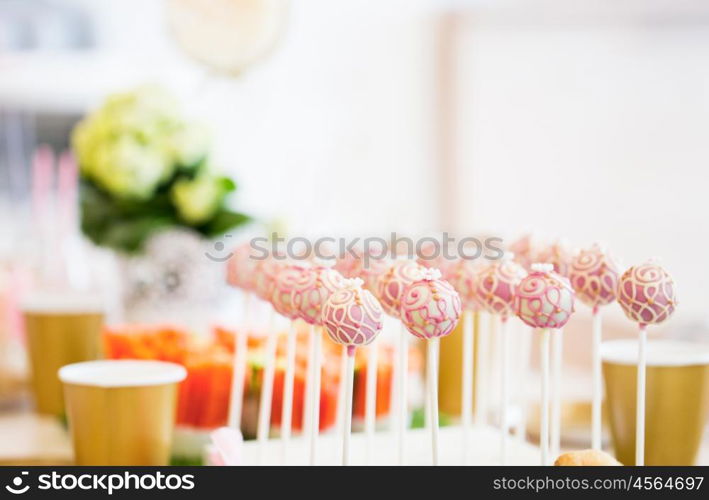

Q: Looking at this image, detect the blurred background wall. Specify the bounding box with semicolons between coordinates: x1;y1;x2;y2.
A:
1;0;707;326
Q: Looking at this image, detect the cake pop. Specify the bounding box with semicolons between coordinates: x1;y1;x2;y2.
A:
253;254;288;301
376;259;426;464
291;265;345;465
251;253;289;462
322;278;384;351
292;266;345;325
515;263;575;465
416;240;458;280
538;239;573;277
225;243;259;432
448;257;483;459
508;233;543;271
333;249;390;461
617;260;677;466
617;261;676;326
400;268;462;465
226;242;258;291
569;243;620;450
377;260;426;317
537;239;573;459
270;264;308;461
271;265;307;319
473;255;526;464
335;247;391;291
321;278;384;465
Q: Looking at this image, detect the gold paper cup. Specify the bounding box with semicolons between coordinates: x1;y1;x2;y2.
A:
602;339;709;465
22;293;105;416
59;360;187;466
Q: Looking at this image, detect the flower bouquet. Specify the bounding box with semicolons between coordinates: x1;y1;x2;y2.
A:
72;86;249;253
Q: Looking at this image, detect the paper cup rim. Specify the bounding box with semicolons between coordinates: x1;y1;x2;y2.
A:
59;360;187;388
601;339;709;367
21;291;105;313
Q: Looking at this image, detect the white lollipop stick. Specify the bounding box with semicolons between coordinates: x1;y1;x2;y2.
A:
397;321;408;464
335;345;347;436
308;325;323;465
550;328;563;460
280;320;297;463
540;328;550;465
342;345;356;465
427;338;440;465
591;310;602;450
514;324;533;440
364;339;379;464
461;310;474;464
636;325;647;466
499;317;509;464
475;312;490;425
227;292;252;430
423;343;431;432
302;325;314;441
257;309;278;464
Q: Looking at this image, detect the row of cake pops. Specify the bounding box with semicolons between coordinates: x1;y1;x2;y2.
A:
223;236;676;466
507;236;677;465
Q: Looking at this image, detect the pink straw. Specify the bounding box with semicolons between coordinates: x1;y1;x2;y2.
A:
31;145;54;228
57;151;78;239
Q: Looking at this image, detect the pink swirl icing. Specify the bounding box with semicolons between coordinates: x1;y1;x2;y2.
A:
376;260;426;318
271;265;308;319
226;243;259;290
400;277;462;340
449;259;484;311
322;285;384;348
569;244;619;309
515;266;575;329
537;240;573;277
253;255;289;301
473;259;527;318
416;242;458;281
508;234;542;271
334;249;391;293
291;266;345;325
617;261;677;325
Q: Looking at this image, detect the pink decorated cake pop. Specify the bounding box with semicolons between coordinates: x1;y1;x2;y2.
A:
569;243;620;310
448;257;484;457
515;264;575;329
400;268;462;339
335;248;391;292
416;241;457;281
322;278;384;353
538;239;573;277
474;256;527;319
449;258;484;312
291;265;344;464
376;260;426;317
400;267;460;465
617;260;677;466
226;242;259;290
333;251;357;278
292;266;345;325
515;263;575;466
569;243;620;451
271;264;308;319
253;254;289;301
472;254;526;464
508;233;543;271
321;278;383;465
617;260;677;326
